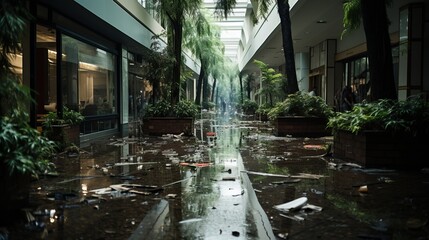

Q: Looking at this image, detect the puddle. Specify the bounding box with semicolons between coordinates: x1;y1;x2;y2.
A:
3;115;429;240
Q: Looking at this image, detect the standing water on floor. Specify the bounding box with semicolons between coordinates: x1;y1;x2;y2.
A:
3;113;429;240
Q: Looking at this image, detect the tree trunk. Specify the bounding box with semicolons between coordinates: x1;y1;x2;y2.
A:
203;74;209;104
277;0;299;94
171;21;182;106
239;73;243;104
360;0;396;100
211;77;217;102
195;63;205;105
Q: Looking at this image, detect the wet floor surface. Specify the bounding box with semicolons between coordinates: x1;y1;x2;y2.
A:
4;115;429;239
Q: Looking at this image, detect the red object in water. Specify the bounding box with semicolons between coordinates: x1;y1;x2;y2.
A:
303;144;324;150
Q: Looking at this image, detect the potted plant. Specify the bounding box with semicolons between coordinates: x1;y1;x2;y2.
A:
256;103;273;121
42;106;84;151
143;100;198;136
268;92;334;137
239;100;258;120
327;97;429;168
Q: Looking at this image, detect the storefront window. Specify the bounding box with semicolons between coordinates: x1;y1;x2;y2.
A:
61;35;116;116
344;56;369;103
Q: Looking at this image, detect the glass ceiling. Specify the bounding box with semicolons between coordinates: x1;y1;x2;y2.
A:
202;0;250;62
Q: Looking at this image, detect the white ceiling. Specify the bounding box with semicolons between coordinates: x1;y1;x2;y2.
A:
204;0;345;73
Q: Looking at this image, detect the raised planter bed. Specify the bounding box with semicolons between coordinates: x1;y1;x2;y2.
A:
48;124;80;150
333;130;426;169
142;117;194;136
273;116;330;137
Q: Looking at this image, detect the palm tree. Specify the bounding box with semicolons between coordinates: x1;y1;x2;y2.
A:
253;59;284;106
215;0;299;95
184;9;225;106
343;0;397;100
153;0;202;106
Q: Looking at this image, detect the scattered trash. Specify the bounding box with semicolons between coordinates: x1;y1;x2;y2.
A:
179;218;202;224
166;194;177;199
179;162;211;168
310;188;323;195
301;204;323;212
241;170;324;179
406;217;428;229
279;213;305;222
274;197;308;212
358;185;368;193
303;144;325;150
162;177;193;188
272;179;301;185
277;233;289;239
222;177;236;181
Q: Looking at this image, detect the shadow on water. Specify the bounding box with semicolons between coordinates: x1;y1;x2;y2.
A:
4;112;429;240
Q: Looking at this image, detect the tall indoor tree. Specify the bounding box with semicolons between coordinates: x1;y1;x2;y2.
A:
215;0;299;95
343;0;397;100
153;0;202;106
184;9;225;106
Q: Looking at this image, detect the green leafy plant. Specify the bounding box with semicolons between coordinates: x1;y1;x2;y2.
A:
256;103;272;114
43;107;84;129
1;115;56;177
0;0;56;178
327;97;429;136
240;100;258;114
267;92;334;120
145;100;198;118
173;100;199;118
202;101;215;110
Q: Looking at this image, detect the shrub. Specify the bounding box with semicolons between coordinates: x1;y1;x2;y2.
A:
327;97;429;136
43;107;84;129
145;100;198;118
268;92;334;120
240;100;258;114
173;100;199;118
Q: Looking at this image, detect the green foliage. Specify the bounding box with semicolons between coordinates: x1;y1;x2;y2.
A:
202;101;215;110
1;116;56;178
327;97;429;136
240;99;258;114
145;100;172;117
1;0;56;178
253;59;285;105
256;102;272;116
267;92;334;120
145;100;198;118
174;100;199;118
43;107;84;129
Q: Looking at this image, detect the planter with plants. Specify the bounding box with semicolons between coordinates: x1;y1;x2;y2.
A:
239;100;258;120
327;97;429;169
268;92;334;137
143;100;198;136
256;103;272;121
42;106;84;151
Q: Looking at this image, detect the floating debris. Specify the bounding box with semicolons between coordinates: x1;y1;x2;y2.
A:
273;197;308;212
179;218;202;224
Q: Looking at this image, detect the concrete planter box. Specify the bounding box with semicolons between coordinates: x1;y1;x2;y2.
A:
48;124;80;150
143;117;194;136
333;130;426;169
274;116;330;137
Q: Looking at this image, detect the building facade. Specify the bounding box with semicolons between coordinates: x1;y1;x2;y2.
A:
14;0;199;146
237;0;428;107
